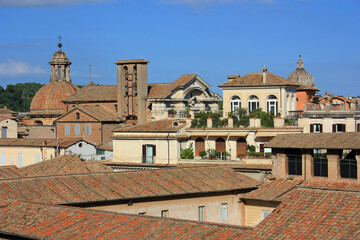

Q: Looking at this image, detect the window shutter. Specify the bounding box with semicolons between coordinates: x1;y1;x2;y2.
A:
153;145;156;156
142;145;146;156
343;124;346;132
320;124;323;133
310;124;314;133
332;124;336;132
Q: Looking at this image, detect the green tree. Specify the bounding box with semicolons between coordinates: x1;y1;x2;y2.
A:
0;83;44;112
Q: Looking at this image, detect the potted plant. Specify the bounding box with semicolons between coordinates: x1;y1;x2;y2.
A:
187;113;192;119
168;108;176;118
199;151;207;159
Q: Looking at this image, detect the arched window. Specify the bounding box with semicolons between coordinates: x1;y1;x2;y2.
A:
195;138;205;157
266;95;278;115
230;96;241;112
216;138;226;159
236;138;247;156
248;95;259;113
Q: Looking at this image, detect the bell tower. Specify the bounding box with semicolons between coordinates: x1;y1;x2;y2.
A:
115;59;149;124
49;36;72;83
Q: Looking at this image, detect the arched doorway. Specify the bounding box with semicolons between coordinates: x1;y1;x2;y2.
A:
195;137;205;156
236;138;247;157
216;137;226;159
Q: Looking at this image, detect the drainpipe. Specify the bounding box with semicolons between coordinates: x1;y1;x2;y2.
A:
205;133;210;149
166;132;170;166
226;133;231;159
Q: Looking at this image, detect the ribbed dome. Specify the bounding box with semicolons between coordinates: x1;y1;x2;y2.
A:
30;82;79;113
288;56;315;87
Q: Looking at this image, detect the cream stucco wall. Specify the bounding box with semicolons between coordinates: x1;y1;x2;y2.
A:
0;146;59;167
299;117;356;133
0;119;17;138
244;200;279;227
112;136;180;164
222;86;297;118
87;194;242;225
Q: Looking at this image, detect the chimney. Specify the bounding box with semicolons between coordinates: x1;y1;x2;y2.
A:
262;65;268;83
227;75;240;82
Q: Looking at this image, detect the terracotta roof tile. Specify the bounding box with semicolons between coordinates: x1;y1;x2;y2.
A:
0;166;258;205
0;138;80;148
0;114;15;121
0;202;250;239
63;83;117;102
266;132;360;149
68;105;120;122
114;119;186;132
20;154;113;177
0;166;23;179
244;186;360;239
148;74;197;99
219;72;300;88
241;178;303;201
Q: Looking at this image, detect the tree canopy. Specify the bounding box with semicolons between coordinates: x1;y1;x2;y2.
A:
0;83;44;112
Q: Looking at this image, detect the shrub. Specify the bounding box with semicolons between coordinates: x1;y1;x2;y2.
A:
180;143;194;159
199;151;207;159
207;149;218;159
247;144;256;153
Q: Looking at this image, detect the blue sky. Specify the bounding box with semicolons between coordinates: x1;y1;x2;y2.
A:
0;0;359;97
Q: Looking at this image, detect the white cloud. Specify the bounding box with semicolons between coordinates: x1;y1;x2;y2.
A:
0;0;112;7
0;59;46;76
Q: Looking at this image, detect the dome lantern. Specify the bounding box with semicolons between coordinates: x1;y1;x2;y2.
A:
49;36;72;83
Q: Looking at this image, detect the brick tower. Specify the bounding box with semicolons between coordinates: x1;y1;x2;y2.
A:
115;59;149;124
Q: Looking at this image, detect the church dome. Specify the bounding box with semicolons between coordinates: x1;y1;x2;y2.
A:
288;55;315;87
30;82;79;113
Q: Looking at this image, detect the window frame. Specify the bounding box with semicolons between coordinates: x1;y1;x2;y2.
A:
230;96;241;112
248;95;259;113
85;125;91;136
221;203;227;222
161;210;168;218
198;206;205;221
266;95;278;115
75;125;81;135
65;125;70;135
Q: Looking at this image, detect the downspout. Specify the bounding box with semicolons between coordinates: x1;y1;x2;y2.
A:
226;133;231;159
166;132;170;166
279;86;282;116
205;133;210;149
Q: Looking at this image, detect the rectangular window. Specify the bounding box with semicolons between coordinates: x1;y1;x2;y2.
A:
65;125;70;135
340;159;357;179
1;127;7;138
86;125;91;136
287;155;302;175
96;149;105;155
18;153;23;167
311;123;322;133
35;154;41;163
138;212;146;215
75;125;81;135
142;145;156;164
262;211;271;220
1;153;5;166
314;157;328;177
198;206;205;221
161;210;168;218
221;203;227;222
333;124;346;133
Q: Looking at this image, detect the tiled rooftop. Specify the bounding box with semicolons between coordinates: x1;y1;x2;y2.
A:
241;178;303;201
114;119;186;132
20;154;113;177
244;186;360;239
0;138;80;148
0;202;251;239
219;72;300;88
0;166;23;180
63;82;118;102
0;166;258;205
75;105;120;122
148;74;198;99
266;132;360;149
